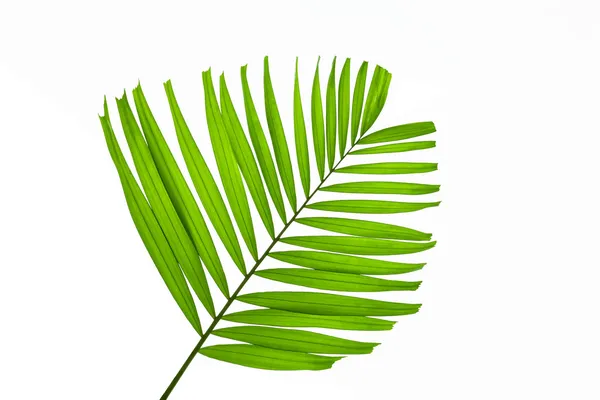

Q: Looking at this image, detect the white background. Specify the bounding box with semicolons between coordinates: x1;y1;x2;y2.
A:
1;0;599;399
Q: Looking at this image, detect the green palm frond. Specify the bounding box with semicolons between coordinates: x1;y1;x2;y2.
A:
98;56;439;398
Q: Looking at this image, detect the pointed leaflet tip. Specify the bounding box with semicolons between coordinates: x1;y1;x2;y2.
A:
115;91;129;108
102;96;109;118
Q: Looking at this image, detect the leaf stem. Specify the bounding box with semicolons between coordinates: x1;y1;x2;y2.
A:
160;146;354;399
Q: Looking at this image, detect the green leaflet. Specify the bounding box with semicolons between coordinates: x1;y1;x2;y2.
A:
223;309;395;331
280;236;436;255
375;73;391;124
256;268;421;292
269;250;424;275
240;65;287;223
213;326;377;354
359;122;436;145
115;94;215;317
264;56;297;211
131;84;229;298
237;291;421;316
351;141;436;155
203;70;258;261
99;105;202;334
336;162;438;174
295;216;432;241
220;74;275;239
350;62;368;144
320;181;440;195
198;344;341;371
360;66;384;135
311;57;326;180
338;58;351;156
326;57;337;170
164;80;246;274
360;66;391;135
294;58;310;198
307;199;440;214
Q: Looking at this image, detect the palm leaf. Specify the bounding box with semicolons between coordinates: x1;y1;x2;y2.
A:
280;236;436;255
115;93;215;316
325;57;337;170
98;56;439;398
350;140;436;155
223;309;395;331
295;216;432;240
350;61;368;144
219;74;275;239
337;58;351;156
202;70;258;261
307;199;440;213
198;345;341;371
264;56;297;211
269;250;425;274
212;325;378;354
358;121;436;144
99;105;202;334
293;58;311;198
360;65;392;136
240;65;287;223
237;291;421;316
164;81;246;274
255;269;421;292
335;161;438;174
311;57;326;180
132;84;229;297
321;180;440;195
